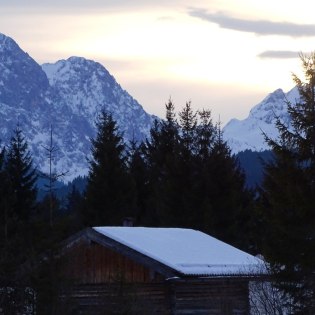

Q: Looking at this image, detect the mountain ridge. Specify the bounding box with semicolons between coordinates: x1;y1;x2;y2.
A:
0;33;300;182
223;87;299;153
0;33;156;181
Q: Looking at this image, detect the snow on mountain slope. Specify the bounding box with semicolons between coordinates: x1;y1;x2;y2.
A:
223;87;300;153
42;57;155;141
0;33;156;181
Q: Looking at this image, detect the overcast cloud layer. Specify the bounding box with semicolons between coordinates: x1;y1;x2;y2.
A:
1;0;185;12
189;8;315;37
258;50;300;59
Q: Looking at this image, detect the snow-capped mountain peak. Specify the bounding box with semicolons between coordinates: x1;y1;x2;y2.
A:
223;87;300;153
0;33;156;181
249;88;286;122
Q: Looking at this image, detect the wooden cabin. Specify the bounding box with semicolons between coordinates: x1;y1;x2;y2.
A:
56;227;264;314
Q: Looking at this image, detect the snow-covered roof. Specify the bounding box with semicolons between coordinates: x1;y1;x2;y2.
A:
93;227;264;277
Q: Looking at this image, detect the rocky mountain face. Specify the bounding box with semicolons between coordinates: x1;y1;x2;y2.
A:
0;33;156;181
223;87;300;153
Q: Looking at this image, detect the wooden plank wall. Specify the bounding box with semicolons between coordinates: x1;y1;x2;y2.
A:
57;280;250;315
171;279;250;315
58;283;171;314
62;241;163;284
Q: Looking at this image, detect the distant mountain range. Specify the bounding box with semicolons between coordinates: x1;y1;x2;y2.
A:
0;33;155;181
0;33;299;184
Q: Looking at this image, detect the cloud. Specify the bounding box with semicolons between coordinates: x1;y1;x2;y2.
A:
0;0;130;13
189;8;315;37
1;0;184;13
258;50;300;59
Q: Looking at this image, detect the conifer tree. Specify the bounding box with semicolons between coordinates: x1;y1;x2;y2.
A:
203;123;253;249
66;185;83;215
195;109;215;158
127;139;148;225
260;53;315;314
85;110;134;226
175;101;200;226
143;99;183;226
0;145;10;245
179;101;197;152
42;125;68;227
6;126;38;222
0;128;38;290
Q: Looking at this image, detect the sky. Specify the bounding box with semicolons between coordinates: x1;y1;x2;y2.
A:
1;0;314;125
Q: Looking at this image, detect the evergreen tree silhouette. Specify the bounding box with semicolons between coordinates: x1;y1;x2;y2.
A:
85;110;133;226
260;53;315;314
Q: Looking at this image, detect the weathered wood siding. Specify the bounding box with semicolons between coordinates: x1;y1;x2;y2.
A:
58;279;250;315
170;279;250;315
58;283;171;314
62;240;163;284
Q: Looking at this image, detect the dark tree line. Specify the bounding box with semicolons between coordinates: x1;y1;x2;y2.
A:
84;101;255;251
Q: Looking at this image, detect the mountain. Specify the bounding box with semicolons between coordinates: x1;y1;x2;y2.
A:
0;33;156;181
223;87;300;153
